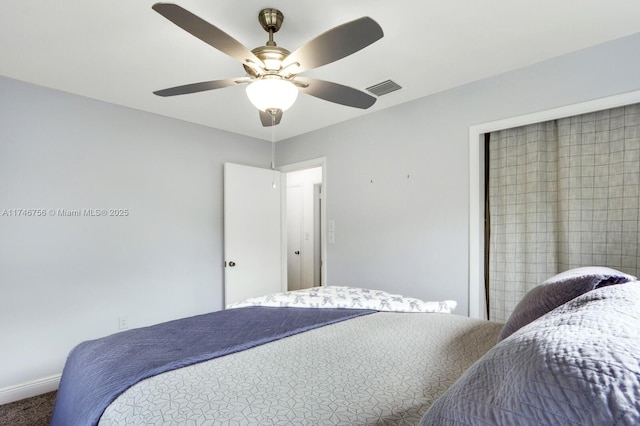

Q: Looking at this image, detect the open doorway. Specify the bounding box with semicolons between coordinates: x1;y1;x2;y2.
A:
285;167;323;291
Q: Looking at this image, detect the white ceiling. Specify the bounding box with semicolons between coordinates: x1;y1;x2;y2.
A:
2;1;639;141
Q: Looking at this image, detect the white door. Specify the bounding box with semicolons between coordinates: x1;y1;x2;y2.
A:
286;185;303;290
224;163;283;307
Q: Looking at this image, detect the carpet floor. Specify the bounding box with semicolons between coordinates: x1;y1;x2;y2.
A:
0;391;57;426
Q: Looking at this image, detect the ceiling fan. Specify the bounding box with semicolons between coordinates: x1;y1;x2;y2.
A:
152;3;383;127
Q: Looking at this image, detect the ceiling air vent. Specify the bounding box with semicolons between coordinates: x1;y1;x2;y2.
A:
366;79;402;97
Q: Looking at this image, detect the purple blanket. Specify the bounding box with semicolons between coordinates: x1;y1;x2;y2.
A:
51;306;374;426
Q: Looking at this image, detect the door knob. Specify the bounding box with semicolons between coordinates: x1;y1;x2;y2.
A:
228;261;236;267
294;251;300;255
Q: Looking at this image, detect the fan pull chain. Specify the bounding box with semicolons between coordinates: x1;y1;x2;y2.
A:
271;113;276;169
271;112;277;189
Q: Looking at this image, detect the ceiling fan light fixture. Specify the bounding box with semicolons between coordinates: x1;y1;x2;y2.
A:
246;77;298;112
152;4;384;126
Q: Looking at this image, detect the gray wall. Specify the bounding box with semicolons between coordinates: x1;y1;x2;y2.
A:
0;77;270;391
276;33;640;316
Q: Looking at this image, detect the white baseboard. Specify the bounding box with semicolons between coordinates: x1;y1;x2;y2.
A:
0;375;61;405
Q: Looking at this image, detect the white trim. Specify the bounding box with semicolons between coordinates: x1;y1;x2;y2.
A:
279;157;328;286
468;90;640;319
0;374;60;405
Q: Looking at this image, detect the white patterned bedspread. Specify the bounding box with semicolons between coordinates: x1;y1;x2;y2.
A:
99;312;502;425
227;286;457;313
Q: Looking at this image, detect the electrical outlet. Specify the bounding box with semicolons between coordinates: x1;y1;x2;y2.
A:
118;315;129;330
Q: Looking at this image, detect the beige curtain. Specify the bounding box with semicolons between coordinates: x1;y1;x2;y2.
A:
488;103;640;322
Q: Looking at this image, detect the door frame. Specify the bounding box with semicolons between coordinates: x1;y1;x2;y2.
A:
278;157;327;286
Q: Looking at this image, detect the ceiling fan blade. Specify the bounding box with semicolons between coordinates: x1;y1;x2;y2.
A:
259;109;283;127
281;17;383;73
295;77;376;109
154;77;250;97
152;3;264;68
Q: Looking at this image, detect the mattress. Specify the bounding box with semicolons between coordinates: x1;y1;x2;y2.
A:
98;312;502;425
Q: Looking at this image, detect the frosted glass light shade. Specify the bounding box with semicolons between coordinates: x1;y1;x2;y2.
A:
246;78;298;112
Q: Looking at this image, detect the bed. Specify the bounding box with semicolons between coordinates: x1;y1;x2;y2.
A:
52;270;640;425
50;287;502;425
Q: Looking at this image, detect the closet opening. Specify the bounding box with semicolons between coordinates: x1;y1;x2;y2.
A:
468;90;640;319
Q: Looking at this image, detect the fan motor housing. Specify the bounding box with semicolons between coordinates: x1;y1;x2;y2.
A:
244;45;291;75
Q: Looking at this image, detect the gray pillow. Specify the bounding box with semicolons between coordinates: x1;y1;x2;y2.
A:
497;266;635;341
420;283;640;426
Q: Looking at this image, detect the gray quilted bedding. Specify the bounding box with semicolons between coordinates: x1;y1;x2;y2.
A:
421;283;640;425
99;312;503;425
